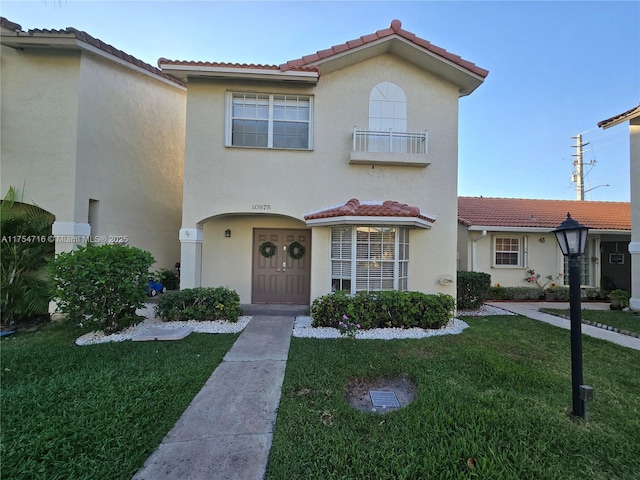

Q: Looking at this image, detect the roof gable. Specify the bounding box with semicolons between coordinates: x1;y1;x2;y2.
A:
0;17;184;88
458;197;630;231
280;19;487;95
159;20;488;95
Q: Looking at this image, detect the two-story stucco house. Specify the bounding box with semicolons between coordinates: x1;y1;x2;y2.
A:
160;20;488;305
0;17;186;268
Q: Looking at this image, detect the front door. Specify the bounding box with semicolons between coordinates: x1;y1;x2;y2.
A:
252;229;311;304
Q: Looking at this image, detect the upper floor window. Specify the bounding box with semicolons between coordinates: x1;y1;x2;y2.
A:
227;92;312;150
369;81;407;131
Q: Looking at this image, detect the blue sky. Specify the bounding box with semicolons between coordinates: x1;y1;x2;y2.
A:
2;1;638;202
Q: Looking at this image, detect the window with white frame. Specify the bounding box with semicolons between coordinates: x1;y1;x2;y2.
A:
493;236;526;267
227;93;312;149
563;239;592;286
331;226;409;293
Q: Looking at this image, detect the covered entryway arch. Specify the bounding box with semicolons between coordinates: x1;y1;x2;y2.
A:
182;213;310;305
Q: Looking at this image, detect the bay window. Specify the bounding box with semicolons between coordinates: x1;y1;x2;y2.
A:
331;226;409;293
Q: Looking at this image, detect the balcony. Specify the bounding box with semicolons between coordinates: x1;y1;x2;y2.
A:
350;128;430;167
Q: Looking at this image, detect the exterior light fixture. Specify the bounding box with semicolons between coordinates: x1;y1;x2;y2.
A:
553;213;589;258
552;212;592;419
224;229;231;238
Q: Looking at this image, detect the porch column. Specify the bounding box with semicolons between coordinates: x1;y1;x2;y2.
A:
629;119;640;311
179;227;203;289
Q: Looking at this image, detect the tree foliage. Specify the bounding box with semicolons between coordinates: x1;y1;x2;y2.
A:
1;187;55;324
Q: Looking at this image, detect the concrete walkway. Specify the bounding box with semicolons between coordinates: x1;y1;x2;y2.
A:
487;302;640;351
133;314;295;480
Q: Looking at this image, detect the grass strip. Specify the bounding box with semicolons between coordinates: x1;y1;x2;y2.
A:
267;315;640;479
1;322;237;480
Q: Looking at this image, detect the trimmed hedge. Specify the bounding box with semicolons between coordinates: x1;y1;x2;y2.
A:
486;286;542;301
154;287;241;322
485;286;609;301
457;271;491;309
310;291;455;330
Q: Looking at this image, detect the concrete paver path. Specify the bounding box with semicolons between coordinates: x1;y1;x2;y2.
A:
487;302;640;350
133;316;294;480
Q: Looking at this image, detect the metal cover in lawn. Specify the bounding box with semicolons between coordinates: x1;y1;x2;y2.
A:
369;390;400;408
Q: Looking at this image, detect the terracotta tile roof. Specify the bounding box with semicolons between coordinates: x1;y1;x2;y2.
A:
159;19;488;84
0;17;184;87
597;104;640;129
0;17;21;31
157;57;319;74
458;197;630;231
305;198;436;223
280;19;489;79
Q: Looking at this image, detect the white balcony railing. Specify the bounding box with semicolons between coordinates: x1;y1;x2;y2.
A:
352;127;428;155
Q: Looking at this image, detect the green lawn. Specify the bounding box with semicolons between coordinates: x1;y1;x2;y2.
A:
542;308;640;336
267;315;640;479
0;323;238;480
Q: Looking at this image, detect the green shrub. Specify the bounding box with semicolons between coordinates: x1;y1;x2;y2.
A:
584;288;608;301
155;287;241;322
310;291;455;330
159;268;180;290
1;187;55;325
486;286;542;301
485;286;608;302
609;289;630;309
50;244;155;333
457;271;491;309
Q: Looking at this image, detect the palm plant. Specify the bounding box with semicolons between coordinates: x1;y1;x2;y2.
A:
1;187;55;324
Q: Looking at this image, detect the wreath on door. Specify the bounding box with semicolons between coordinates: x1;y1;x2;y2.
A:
288;241;305;260
259;241;277;258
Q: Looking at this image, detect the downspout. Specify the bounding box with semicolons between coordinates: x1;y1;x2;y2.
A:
471;230;488;272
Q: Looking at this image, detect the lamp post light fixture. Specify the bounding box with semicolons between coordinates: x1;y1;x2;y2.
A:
552;212;592;419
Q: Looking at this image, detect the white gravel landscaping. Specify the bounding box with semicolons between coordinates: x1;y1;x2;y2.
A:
75;304;251;346
75;303;515;345
292;304;515;340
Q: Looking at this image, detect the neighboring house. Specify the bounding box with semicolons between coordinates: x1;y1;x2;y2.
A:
457;197;632;291
160;20;488;304
0;17;186;268
598;105;640;310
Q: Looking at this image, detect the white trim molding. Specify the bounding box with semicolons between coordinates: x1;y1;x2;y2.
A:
628;241;640;254
306;215;433;229
52;221;91;237
179;227;204;243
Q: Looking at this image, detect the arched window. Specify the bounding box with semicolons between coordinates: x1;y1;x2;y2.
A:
367;82;407;153
369;81;407;131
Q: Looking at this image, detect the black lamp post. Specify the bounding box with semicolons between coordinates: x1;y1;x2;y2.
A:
552;212;591;418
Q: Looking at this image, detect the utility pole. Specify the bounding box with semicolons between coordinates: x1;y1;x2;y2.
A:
571;134;590;201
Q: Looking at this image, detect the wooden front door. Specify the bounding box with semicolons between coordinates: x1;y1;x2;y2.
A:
252;229;311;304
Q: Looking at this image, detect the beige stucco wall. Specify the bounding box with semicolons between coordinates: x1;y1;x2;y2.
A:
1;43;186;268
0;46;80;220
74;53;186;268
201;215;308;301
183;54;462;301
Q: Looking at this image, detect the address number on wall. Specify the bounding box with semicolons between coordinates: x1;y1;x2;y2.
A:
252;204;271;211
